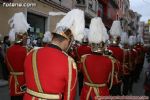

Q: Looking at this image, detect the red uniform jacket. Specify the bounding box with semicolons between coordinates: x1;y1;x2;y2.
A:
24;44;77;100
132;48;139;67
122;49;130;75
5;44;27;96
129;49;137;71
69;44;92;70
76;45;92;61
134;44;145;64
108;45;124;64
80;54;115;100
108;46;124;84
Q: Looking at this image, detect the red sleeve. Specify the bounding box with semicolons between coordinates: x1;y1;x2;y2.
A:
64;59;77;100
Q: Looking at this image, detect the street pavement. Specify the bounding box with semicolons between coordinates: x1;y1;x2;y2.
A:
132;56;148;96
0;84;10;100
0;56;149;100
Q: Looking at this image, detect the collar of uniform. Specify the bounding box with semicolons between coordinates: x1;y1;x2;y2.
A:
110;45;119;47
49;43;62;51
92;52;103;55
14;43;23;46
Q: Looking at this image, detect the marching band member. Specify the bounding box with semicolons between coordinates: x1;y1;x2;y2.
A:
24;9;85;100
108;21;123;95
80;17;116;99
6;12;30;100
128;36;138;93
120;32;130;95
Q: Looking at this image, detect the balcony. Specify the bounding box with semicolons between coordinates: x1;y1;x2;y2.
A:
102;14;113;28
38;0;70;12
109;0;119;9
75;0;98;18
98;0;108;5
75;3;86;11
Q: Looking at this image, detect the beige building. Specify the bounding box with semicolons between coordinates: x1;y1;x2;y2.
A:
116;0;130;31
0;0;69;40
0;0;99;41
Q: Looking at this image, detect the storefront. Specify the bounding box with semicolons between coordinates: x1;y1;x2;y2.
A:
27;12;46;41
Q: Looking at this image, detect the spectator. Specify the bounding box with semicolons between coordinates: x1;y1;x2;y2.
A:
1;36;10;80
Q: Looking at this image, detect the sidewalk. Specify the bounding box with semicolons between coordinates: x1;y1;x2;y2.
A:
0;84;10;100
0;80;8;87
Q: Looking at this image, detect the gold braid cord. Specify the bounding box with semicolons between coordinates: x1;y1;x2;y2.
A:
81;54;100;100
32;49;43;93
104;55;115;90
63;51;77;100
6;53;25;94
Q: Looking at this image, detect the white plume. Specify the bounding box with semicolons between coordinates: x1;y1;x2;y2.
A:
110;20;122;37
133;36;137;45
8;29;16;42
102;25;109;42
137;34;143;43
56;9;85;42
42;31;52;43
88;17;107;43
121;32;128;44
128;36;134;46
8;12;30;34
49;12;66;16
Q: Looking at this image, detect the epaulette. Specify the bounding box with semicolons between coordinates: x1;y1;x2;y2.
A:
103;54;116;62
62;51;75;61
27;49;34;56
62;51;69;56
27;47;42;56
62;51;77;70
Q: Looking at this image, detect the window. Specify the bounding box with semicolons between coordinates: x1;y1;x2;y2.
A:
98;3;103;17
27;13;46;41
119;0;121;8
88;0;98;12
76;0;85;5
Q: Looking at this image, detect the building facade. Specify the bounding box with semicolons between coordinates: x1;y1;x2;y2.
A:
0;0;101;40
144;24;150;47
0;0;72;40
98;0;119;29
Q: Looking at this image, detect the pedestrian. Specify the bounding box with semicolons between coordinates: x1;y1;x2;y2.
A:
1;36;10;80
80;17;116;100
5;12;30;100
24;9;85;100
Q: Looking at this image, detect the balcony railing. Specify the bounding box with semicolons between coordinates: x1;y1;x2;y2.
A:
75;3;86;11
